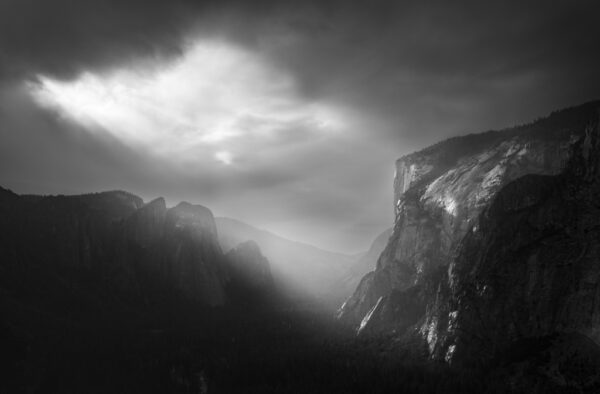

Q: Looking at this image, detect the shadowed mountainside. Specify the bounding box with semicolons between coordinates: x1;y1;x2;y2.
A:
0;189;279;331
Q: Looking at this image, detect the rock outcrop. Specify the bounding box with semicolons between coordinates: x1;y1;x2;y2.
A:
0;190;230;328
118;199;228;306
226;240;273;291
339;100;600;364
225;240;275;306
424;116;600;368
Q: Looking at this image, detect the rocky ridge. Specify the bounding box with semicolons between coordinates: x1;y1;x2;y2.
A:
0;190;277;329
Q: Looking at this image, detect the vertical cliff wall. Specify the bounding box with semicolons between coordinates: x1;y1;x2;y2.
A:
423;116;600;367
338;102;600;339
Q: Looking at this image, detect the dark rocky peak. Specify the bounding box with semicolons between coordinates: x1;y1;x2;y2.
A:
167;202;218;238
131;197;167;219
144;196;167;210
230;239;262;255
0;185;18;200
226;240;273;290
125;197;167;244
0;186;21;216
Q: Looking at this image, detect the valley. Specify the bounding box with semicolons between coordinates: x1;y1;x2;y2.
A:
2;101;600;393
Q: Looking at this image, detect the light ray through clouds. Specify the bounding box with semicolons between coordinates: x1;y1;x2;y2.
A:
28;39;345;166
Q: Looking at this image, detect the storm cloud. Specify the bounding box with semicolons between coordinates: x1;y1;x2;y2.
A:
1;0;599;252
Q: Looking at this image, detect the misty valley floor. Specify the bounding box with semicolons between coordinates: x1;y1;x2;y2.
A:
1;301;491;394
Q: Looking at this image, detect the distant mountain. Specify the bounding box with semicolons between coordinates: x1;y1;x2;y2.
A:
215;217;365;308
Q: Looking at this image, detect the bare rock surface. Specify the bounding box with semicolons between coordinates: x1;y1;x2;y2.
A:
339;101;600;379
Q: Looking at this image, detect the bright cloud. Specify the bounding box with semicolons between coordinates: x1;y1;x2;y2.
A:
27;39;345;164
215;150;233;165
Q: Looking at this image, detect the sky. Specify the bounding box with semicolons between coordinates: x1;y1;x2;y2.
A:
1;0;599;253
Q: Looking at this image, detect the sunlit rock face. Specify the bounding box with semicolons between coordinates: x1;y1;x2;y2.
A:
338;101;600;342
0;189;229;325
426;116;600;366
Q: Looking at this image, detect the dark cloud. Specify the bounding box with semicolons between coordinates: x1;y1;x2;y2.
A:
0;0;599;251
0;0;210;81
237;1;600;143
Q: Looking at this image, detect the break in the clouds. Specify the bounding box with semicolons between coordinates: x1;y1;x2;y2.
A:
28;39;343;165
1;0;600;252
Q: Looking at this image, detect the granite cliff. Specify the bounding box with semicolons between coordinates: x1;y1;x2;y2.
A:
424;114;600;368
339;100;600;364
